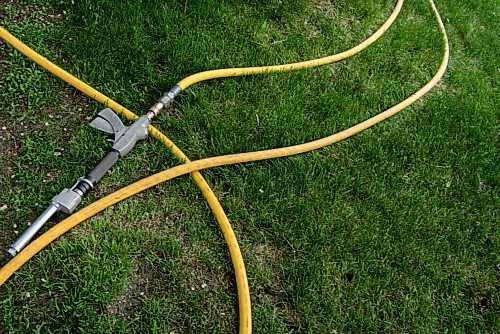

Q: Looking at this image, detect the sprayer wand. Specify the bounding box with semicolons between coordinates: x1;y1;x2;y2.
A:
7;86;182;257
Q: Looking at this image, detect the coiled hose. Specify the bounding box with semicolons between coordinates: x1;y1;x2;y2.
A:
0;1;449;333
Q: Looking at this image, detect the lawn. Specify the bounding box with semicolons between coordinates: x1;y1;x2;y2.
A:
0;0;498;333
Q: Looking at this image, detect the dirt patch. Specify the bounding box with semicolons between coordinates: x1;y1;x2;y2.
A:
121;207;185;233
254;243;283;267
253;242;286;299
253;242;301;328
178;239;231;293
0;86;91;158
0;1;67;26
314;0;336;20
10;4;44;23
107;259;155;319
304;0;337;39
476;292;493;312
0;0;8;21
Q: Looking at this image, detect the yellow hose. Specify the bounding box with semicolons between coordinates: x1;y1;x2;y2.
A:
0;2;405;332
177;0;403;90
0;26;254;334
0;23;255;331
0;0;449;333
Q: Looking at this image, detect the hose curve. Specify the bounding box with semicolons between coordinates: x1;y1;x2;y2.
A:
0;1;449;334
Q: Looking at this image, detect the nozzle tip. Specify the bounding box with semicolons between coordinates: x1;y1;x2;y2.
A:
7;247;18;257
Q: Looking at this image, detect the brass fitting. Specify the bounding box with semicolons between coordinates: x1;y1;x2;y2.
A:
145;85;182;120
148;102;164;119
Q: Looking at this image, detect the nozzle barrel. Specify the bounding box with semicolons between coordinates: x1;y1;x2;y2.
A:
8;203;59;257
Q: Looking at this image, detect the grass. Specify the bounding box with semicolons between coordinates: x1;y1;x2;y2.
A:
0;0;498;332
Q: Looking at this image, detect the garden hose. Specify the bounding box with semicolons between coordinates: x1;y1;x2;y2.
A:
0;0;449;333
0;1;405;331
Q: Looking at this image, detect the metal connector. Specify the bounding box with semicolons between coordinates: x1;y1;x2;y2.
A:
146;85;182;120
52;188;82;214
8;178;90;257
148;102;164;118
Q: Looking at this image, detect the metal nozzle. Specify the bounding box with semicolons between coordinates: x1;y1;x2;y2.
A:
7;247;17;258
8;203;59;257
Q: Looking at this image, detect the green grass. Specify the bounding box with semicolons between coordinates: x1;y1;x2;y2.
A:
0;0;498;333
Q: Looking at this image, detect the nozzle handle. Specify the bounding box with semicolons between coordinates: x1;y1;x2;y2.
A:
86;150;120;186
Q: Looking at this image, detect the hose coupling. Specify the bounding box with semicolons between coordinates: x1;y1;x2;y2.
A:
147;102;164;119
147;85;182;119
